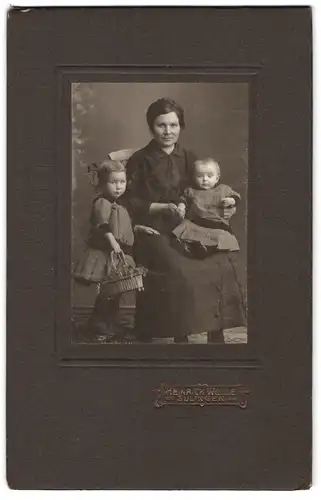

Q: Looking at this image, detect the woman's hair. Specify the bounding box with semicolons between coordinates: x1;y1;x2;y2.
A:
88;160;126;186
146;98;185;131
194;158;221;183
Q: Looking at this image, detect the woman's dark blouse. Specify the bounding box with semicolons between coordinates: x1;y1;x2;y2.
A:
125;140;197;231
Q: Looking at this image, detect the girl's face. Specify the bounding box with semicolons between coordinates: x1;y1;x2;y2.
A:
194;162;219;190
152;112;181;149
102;171;127;199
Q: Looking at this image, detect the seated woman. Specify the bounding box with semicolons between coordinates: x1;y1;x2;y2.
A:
125;97;246;343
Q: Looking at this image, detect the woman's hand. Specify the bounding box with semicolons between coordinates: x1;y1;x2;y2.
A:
222;206;237;220
134;225;160;235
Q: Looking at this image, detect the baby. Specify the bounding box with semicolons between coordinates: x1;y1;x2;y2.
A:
172;158;241;256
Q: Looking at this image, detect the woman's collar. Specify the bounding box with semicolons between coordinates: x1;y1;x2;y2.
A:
148;139;184;158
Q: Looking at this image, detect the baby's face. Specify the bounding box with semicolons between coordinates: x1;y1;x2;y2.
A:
103;171;127;199
194;162;219;190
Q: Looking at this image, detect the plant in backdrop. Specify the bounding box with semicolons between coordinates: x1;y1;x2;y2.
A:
71;83;95;251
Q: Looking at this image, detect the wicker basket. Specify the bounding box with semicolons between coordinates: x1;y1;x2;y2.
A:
100;251;147;297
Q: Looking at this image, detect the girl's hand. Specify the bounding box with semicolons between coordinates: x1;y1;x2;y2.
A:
111;241;122;253
105;232;122;253
134;225;160;235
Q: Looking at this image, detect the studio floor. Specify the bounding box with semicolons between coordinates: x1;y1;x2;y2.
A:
72;306;247;344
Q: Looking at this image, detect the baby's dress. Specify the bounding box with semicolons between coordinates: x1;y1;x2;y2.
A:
172;184;240;250
74;195;135;284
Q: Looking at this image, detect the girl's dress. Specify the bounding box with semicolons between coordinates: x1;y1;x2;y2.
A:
172;184;241;251
74;194;135;286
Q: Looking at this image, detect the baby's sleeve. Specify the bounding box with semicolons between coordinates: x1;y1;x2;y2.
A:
91;198;112;232
222;185;241;203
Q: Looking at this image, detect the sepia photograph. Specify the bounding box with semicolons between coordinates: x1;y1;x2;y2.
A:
71;82;248;345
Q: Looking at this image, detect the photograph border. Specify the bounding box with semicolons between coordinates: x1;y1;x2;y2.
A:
56;65;259;366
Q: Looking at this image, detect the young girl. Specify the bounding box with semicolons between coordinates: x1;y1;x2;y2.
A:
172;157;246;342
74;160;136;341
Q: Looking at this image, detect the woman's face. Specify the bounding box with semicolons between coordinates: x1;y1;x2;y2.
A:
152;112;181;148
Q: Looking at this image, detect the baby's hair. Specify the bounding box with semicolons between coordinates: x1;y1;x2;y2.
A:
194;157;221;183
88;160;126;187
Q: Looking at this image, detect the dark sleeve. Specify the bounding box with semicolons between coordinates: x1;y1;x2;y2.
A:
221;184;241;205
125;151;152;221
230;189;241;204
183;149;198;188
179;187;193;207
231;194;241;205
94;222;111;234
90;198;112;237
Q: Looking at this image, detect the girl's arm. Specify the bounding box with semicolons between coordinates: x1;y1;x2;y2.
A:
91;198;121;251
104;232;122;253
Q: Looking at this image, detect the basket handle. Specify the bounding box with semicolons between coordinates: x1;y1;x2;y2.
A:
110;250;128;275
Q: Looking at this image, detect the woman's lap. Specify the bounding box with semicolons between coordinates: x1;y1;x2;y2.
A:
134;234;246;340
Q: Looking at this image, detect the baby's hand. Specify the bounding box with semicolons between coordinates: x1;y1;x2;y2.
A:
176;203;186;219
167;203;179;216
221;197;236;208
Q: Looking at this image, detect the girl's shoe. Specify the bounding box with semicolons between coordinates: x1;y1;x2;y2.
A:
95;333;117;343
87;319;116;342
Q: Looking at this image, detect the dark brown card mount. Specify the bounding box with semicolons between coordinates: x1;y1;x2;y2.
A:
7;7;312;490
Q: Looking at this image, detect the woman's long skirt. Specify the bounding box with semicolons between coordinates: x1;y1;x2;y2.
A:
134;233;246;341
